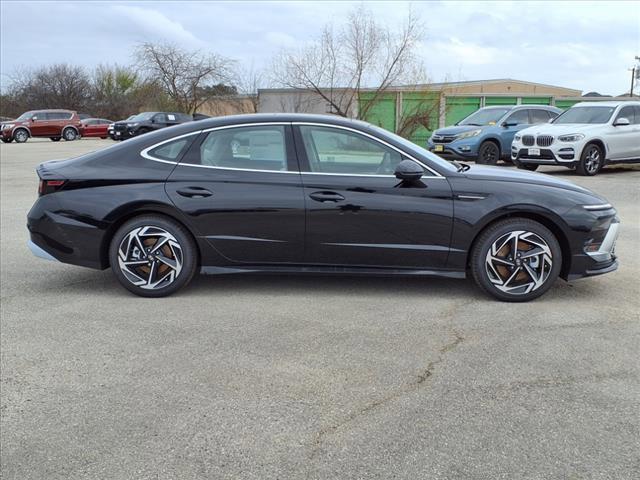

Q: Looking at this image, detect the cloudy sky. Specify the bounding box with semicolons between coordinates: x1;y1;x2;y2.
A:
1;1;638;95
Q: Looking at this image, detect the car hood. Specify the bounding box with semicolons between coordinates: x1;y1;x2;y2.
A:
518;123;605;136
433;125;484;136
462;165;595;195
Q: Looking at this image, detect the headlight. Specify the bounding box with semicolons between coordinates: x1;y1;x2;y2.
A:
558;133;584;142
514;134;522;141
108;124;114;128
3;123;15;130
456;129;482;140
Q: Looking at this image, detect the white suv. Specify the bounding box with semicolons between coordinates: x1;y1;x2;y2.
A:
511;101;640;175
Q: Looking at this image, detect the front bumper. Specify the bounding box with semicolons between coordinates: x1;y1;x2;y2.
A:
427;140;479;160
511;145;579;166
566;218;620;281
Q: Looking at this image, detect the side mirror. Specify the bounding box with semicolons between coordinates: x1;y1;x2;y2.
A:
395;159;424;181
501;121;518;128
548;118;554;123
31;116;38;122
613;117;630;127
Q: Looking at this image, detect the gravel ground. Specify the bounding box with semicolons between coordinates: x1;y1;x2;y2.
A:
1;138;639;479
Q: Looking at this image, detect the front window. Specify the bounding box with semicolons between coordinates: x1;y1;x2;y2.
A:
299;125;403;175
553;106;616;124
16;111;36;121
458;108;511;126
194;125;288;172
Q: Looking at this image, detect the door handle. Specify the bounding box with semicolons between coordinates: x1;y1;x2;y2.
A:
176;187;213;198
309;191;345;202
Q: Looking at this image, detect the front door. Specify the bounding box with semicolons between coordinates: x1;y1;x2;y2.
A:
294;124;454;269
164;124;305;264
609;105;640;160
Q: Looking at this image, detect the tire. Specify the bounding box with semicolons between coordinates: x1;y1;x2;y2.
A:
517;163;539;171
50;137;61;142
109;215;198;298
13;129;29;143
137;128;151;136
576;143;603;176
470;218;562;302
1;137;12;143
477;141;500;165
62;127;78;141
100;137;107;139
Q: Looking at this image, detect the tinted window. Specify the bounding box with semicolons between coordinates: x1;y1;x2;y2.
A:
197;126;287;172
147;138;190;161
504;109;529;125
616;106;636;124
635;106;640;124
530;109;552;124
300;125;403;175
153;113;167;123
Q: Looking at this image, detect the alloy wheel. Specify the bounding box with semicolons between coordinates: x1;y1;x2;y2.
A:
14;130;28;143
117;226;183;290
584;146;601;174
485;230;553;295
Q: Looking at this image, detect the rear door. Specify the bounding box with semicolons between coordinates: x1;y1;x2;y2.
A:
164;123;305;264
609;105;640;159
294;124;454;269
500;109;531;154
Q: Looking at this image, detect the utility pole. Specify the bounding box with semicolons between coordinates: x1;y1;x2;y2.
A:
633;56;640;97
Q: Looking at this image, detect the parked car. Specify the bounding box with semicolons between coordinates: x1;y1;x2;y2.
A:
1;109;82;143
427;105;561;164
512;101;640;175
108;115;135;140
79;118;114;139
111;112;192;140
27;113;619;302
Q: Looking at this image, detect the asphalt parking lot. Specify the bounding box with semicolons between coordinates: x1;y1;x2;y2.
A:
1;138;639;479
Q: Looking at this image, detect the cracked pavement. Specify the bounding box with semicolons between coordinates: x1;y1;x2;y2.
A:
1;139;639;479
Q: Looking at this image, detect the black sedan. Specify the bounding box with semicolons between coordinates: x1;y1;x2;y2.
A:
27;114;620;301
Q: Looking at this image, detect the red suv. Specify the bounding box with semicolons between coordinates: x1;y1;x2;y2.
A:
1;110;82;143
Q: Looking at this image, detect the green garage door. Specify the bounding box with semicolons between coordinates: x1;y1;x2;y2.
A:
521;97;552;105
485;96;518;106
401;92;440;145
359;93;396;132
445;96;481;125
555;99;581;110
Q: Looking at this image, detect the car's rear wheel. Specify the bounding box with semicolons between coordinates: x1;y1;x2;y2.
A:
50;137;61;142
470;218;562;302
13;129;29;143
62;127;78;141
576;143;603;176
109;215;198;297
477;141;500;165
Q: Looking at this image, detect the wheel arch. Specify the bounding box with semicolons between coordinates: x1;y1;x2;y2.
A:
12;126;31;137
466;208;572;279
581;138;607;160
100;203;201;269
62;125;80;136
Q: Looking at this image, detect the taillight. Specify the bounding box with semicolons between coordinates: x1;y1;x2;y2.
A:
38;179;65;196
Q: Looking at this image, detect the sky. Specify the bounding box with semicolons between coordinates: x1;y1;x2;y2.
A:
1;0;639;96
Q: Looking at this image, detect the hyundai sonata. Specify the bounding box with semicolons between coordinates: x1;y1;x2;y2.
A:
27;114;620;301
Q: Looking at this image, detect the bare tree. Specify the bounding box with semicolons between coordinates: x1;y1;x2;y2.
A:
270;5;426;120
233;62;263;113
135;42;234;113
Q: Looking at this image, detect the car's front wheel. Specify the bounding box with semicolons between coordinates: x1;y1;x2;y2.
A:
576;143;603;176
1;137;12;143
109;215;199;297
62;127;78;141
477;141;500;165
470;218;562;302
13;129;29;143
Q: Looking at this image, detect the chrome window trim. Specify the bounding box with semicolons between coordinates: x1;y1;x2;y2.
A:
140;121;447;178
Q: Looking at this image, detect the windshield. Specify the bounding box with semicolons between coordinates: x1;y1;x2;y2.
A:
553;106;616;124
129;112;155;122
368;125;458;173
458;108;511;126
16;111;36;121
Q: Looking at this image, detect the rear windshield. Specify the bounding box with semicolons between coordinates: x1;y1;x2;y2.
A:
553;106;616;124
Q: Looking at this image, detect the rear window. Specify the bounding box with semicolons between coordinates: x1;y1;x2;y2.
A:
146;138;190;161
